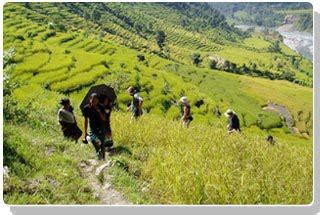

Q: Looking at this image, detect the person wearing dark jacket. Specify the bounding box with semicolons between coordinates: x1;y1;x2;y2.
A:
83;93;106;160
224;109;241;133
57;98;82;142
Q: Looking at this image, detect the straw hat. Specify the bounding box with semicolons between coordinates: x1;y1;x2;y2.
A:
180;96;188;104
224;109;235;117
127;86;136;94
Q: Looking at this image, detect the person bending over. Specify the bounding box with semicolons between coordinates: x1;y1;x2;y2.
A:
224;109;241;133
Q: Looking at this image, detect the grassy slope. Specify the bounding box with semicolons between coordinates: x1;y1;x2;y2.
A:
3;2;313;204
4;109;312;204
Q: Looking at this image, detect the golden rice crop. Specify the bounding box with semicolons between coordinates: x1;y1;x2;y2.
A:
111;112;312;204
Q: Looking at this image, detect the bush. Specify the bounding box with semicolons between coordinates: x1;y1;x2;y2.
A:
256;111;283;129
26;32;38;38
4;74;28;123
191;53;201;66
137;54;145;62
42;31;56;41
268;40;281;53
15;35;25;41
4;47;16;68
208;59;217;69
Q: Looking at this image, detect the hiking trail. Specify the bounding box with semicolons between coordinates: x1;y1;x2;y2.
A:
79;156;130;205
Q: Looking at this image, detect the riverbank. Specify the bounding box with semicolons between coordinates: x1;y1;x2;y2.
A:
235;24;313;61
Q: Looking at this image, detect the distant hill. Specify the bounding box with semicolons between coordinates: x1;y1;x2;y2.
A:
210;2;313;32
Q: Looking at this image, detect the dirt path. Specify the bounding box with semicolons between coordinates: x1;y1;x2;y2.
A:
79;158;130;205
263;102;294;132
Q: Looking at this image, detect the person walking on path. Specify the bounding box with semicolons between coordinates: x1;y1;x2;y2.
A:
83;93;107;160
57;98;82;142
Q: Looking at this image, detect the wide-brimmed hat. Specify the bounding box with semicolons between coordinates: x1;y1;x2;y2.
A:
127;86;136;94
180;96;188;104
224;109;235;117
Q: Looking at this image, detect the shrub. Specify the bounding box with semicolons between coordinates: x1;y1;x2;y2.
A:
26;32;38;38
161;80;170;95
15;35;25;41
3;74;28;123
137;54;145;62
256;111;283;129
156;30;166;50
268;40;281;53
191;53;201;66
42;31;56;41
4;47;16;68
208;59;217;69
194;99;204;108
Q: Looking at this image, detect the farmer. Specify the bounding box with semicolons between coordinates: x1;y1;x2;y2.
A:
101;95;114;152
127;86;143;119
266;135;275;145
83;93;107;160
180;96;193;128
57;98;82;142
224;109;241;133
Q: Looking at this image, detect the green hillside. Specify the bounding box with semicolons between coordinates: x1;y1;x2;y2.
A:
3;2;313;204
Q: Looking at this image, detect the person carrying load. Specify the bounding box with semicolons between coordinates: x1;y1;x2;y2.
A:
57;98;82;142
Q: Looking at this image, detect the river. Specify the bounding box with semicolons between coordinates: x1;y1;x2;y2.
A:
235;25;313;62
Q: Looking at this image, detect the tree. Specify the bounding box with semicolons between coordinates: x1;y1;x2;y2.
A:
180;19;188;27
240;64;249;73
230;62;237;73
56;23;67;32
134;22;143;33
98;31;105;41
83;12;90;20
222;60;230;71
156;30;166;50
146;22;153;33
191;53;201;66
252;63;257;71
23;2;31;9
91;7;101;22
281;71;295;82
137;54;145;62
209;59;217;69
268;40;281;53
